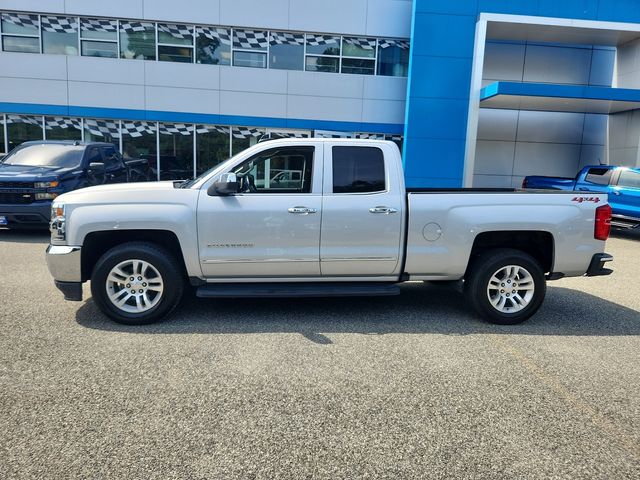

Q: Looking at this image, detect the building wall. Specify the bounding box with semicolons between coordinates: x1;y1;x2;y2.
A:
474;41;613;187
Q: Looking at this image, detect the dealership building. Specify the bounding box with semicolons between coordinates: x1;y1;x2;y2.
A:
1;0;640;186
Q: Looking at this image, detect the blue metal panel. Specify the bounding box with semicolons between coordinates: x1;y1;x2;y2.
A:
538;0;599;20
405;98;469;141
477;0;539;16
415;0;479;15
0;102;404;135
404;138;466;181
411;13;477;58
597;0;640;22
409;56;473;100
481;82;640;103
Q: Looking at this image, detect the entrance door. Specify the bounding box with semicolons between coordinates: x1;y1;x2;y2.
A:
197;144;323;278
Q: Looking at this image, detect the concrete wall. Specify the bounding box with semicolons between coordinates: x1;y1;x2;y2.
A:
474;41;614;187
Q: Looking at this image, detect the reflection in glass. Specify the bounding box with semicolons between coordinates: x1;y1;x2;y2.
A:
83;119;120;149
231;127;264;155
45;117;82;141
269;32;304;70
42;16;78;55
6;115;43;152
120;22;156;60
159;123;194;180
377;39;410;77
196;125;230;175
196;27;231;65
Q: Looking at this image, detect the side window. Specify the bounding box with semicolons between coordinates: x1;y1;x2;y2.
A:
85;147;102;165
332;146;385;193
584;167;613;186
101;147;122;168
232;146;314;193
617;169;640;189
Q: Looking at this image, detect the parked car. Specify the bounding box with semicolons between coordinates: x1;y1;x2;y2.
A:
0;141;152;228
524;165;640;229
46;139;613;326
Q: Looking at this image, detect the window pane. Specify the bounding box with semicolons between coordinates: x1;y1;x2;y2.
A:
0;116;5;154
84;119;120;149
231;127;264;155
1;13;39;36
121;121;156;180
81;40;117;58
6;115;43;152
618;170;640;188
41;16;78;55
158;123;193;180
377;40;410;77
45;117;82;141
196;125;230;175
80;18;118;41
2;36;39;53
342;37;376;58
332;146;385;193
158;45;193;63
119;22;156;60
158;23;193;46
196;27;231;65
233;51;266;68
269;32;304;70
585;168;613;185
232;146;314;193
233;29;268;51
305;55;339;73
341;58;375;75
305;34;340;56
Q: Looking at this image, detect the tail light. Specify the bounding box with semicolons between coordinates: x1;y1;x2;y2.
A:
594;204;612;241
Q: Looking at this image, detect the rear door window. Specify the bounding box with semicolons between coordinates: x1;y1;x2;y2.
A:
617;169;640;189
85;147;103;165
101;146;122;168
332;146;385;193
584;167;613;186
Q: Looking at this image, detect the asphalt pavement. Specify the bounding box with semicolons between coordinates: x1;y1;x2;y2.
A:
0;229;638;479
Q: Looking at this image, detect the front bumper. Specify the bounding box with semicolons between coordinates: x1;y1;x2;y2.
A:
585;253;614;277
46;244;83;301
0;202;51;227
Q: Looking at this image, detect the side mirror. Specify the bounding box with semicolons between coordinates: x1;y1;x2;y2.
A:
88;161;105;171
208;172;239;196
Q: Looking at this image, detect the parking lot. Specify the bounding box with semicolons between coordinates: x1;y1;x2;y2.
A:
0;230;638;479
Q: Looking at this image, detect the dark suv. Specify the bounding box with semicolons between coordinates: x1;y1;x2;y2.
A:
0;141;152;228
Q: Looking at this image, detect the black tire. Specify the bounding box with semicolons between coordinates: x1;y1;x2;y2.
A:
464;248;546;325
90;242;184;325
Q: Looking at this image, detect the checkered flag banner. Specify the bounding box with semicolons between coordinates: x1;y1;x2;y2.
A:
271;132;308;139
81;17;118;33
356;133;385;140
6;115;41;126
378;39;410;50
232;127;264;139
41;16;78;33
387;134;403;142
233;29;269;49
45;117;81;131
1;13;39;30
158;23;193;41
343;36;377;50
314;130;352;139
305;34;339;46
270;32;305;46
196;27;232;46
159;123;193;136
121;121;155;137
120;21;154;33
84;119;120;138
196;125;230;135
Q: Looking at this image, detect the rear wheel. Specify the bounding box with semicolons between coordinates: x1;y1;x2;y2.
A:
464;249;546;325
90;242;184;325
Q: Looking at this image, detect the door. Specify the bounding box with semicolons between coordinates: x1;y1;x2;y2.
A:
320;144;404;276
611;168;640;218
101;146;129;184
197;144;323;278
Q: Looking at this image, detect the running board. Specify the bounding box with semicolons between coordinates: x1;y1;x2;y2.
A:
196;282;401;298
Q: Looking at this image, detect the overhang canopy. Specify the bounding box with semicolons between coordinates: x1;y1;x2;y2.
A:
480;82;640;114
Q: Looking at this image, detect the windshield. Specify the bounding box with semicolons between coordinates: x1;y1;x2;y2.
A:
1;144;85;169
180;153;240;188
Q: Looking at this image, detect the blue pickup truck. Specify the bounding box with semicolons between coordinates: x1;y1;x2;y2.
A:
524;165;640;229
0;141;151;228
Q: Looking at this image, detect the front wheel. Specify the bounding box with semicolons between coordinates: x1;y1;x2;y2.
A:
464;249;546;325
90;242;184;325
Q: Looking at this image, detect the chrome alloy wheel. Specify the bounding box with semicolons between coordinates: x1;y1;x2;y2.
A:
486;265;535;314
105;259;164;314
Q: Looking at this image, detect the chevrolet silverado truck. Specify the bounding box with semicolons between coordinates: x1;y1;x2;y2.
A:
524;165;640;229
0;140;151;228
45;139;614;326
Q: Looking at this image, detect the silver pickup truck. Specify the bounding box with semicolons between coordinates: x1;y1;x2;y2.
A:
45;139;613;326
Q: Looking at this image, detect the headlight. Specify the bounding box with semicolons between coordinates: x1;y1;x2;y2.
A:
50;202;66;241
35;193;58;200
35;181;60;189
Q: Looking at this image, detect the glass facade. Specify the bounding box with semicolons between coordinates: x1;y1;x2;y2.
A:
44;116;82;141
196;125;231;175
0;10;409;76
6;115;43;151
158;123;194;180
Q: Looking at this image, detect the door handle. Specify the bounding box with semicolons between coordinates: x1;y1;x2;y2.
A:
369;206;398;214
288;206;317;215
612;190;621;196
